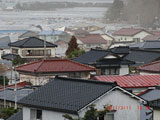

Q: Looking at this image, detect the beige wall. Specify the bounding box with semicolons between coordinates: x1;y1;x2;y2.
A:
11;47;56;58
153;109;160;120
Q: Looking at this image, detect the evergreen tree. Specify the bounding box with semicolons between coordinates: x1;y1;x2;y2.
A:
65;36;79;56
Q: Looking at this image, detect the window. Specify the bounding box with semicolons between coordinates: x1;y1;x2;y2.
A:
104;68;119;75
99;113;114;120
30;109;42;120
12;48;18;54
105;113;114;120
22;49;51;56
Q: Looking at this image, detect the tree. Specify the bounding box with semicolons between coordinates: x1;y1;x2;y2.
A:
67;49;85;59
0;107;18;119
105;0;124;21
63;104;113;120
0;76;9;86
13;56;25;66
65;36;79;56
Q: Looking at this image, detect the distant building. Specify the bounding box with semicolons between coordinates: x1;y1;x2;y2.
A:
15;59;95;85
112;28;151;42
76;34;108;51
8;37;57;60
18;31;38;40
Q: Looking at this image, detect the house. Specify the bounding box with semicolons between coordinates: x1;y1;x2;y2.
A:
0;36;11;59
112;28;151;42
12;76;146;120
93;75;160;95
38;30;71;44
0;86;37;109
74;47;134;76
54;40;68;57
124;49;160;67
15;59;96;85
136;60;160;75
142;34;160;41
128;40;160;51
7;109;22;120
8;37;57;60
18;31;38;40
76;34;108;51
138;86;160;120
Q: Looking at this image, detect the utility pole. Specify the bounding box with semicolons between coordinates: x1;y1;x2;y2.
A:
14;72;17;109
3;74;6;108
44;35;47;60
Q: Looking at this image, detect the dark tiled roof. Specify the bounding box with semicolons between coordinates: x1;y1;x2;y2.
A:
110;46;130;54
15;59;95;73
18;77;116;114
149;99;160;109
8;37;57;48
124;49;160;66
0;87;34;102
7;110;22;120
73;49;109;64
1;54;19;61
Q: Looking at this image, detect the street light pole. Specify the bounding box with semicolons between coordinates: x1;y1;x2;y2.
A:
3;74;6;108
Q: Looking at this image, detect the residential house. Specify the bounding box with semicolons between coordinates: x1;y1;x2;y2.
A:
136;60;160;75
124;48;160;67
112;28;151;42
149;100;160;120
0;86;37;109
74;47;134;76
142;34;160;41
93;75;160;95
0;36;11;59
10;76;146;120
138;86;160;120
76;34;108;51
8;37;57;60
18;31;38;40
38;30;71;44
128;40;160;51
15;59;96;85
54;40;68;57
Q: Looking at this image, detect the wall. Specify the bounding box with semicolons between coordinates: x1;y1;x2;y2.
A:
153;109;160;120
139;71;159;75
19;47;56;58
114;35;133;42
119;65;129;75
133;31;150;42
79;89;141;120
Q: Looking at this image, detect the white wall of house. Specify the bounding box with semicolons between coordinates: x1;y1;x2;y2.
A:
139;71;159;75
153;109;160;120
119;65;129;75
79;89;142;120
113;31;150;42
133;31;150;42
22;89;143;120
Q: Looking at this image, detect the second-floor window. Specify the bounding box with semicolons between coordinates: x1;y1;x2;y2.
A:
30;109;42;120
22;49;51;56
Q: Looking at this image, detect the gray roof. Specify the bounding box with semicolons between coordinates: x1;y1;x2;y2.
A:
124;49;160;66
8;37;57;48
1;54;19;61
129;41;160;49
140;88;160;101
0;87;34;102
73;49;109;65
18;77;117;114
7;110;22;120
0;36;11;49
